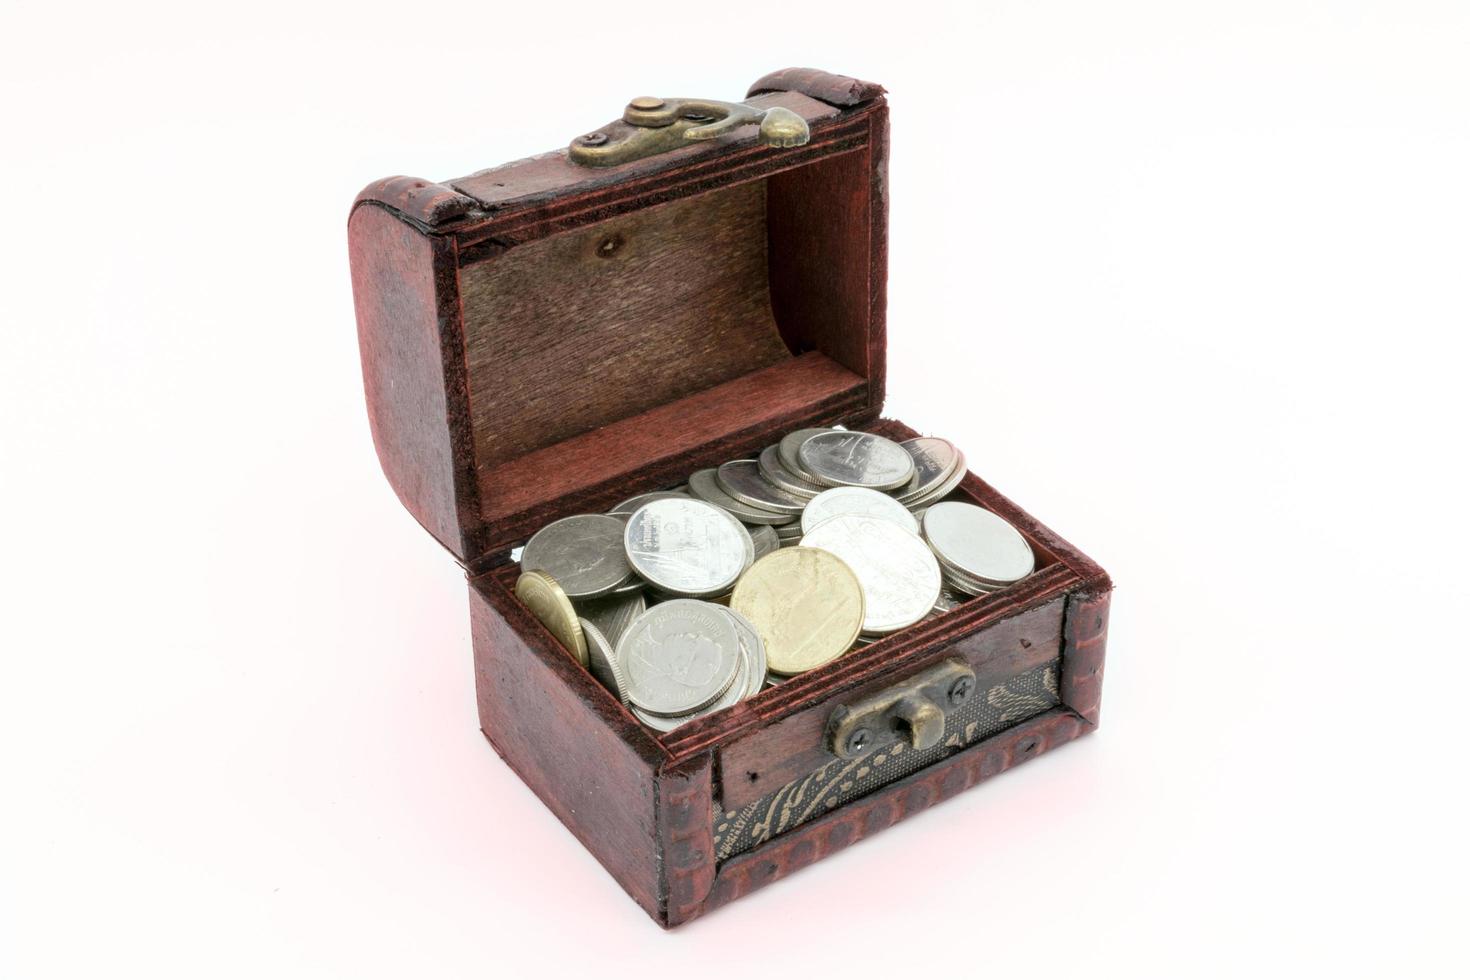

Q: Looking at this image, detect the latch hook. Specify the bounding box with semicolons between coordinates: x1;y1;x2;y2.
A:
569;96;810;168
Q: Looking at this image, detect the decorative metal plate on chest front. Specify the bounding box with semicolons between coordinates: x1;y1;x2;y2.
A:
713;659;1061;862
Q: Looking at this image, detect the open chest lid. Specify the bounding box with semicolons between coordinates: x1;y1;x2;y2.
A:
349;68;890;567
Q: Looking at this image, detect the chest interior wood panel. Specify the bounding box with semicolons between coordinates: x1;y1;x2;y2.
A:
461;139;882;536
460;181;790;471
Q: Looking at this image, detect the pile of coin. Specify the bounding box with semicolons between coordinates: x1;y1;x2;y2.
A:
513;427;1036;733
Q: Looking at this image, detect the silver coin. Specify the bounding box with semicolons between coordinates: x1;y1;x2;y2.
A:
922;502;1035;587
609;490;691;515
892;472;922;499
757;444;824;499
800;513;941;634
693;619;752;717
778;427;837;481
630;606;767;731
715;460;808;515
618;599;741;716
797;431;916;491
774;518;804;537
932;587;965;613
624;498;753;597
574;590;647;646
603;576;648;597
521;514;634;600
630;702;695;733
749;524;780;560
940;562;1002;597
904;447;968;509
644;585;734;606
935;550;1007;596
801;486;919;536
722;607;768;698
579;618;631;705
686;468;790;525
896;437;961;502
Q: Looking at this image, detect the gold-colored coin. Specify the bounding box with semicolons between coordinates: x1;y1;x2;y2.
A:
515;570;587;666
730;547;864;676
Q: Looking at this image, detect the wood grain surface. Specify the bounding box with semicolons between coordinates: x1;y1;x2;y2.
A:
461;181;791;471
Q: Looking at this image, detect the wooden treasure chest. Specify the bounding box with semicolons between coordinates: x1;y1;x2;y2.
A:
348;67;1112;928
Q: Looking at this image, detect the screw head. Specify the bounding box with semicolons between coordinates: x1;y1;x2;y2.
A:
948;676;974;706
578;132;608;146
844;727;873;756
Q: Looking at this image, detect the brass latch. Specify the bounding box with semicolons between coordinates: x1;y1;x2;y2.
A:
568;96;810;168
827;660;977;760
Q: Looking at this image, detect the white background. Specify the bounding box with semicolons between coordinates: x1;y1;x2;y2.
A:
3;2;1467;976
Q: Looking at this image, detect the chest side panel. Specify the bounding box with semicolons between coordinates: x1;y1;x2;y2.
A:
469;576;667;919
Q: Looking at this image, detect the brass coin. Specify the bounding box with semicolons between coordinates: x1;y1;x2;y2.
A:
515;570;588;666
730;547;865;676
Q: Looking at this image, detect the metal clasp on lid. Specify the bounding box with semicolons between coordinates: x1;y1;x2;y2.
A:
826;660;977;759
569;95;810;167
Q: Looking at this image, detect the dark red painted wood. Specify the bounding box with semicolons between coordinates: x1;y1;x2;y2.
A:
354;175;478;229
683;708;1090;925
470;569;668;914
349;204;477;555
657;754;718;927
747;67;887;106
1061;589;1111;727
477;353;867;529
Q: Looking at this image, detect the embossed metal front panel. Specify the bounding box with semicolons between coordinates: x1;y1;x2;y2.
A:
713;659;1060;861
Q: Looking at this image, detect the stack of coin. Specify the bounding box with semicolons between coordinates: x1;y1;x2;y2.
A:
619;599;767;732
920;501;1036;595
512;426;1034;734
